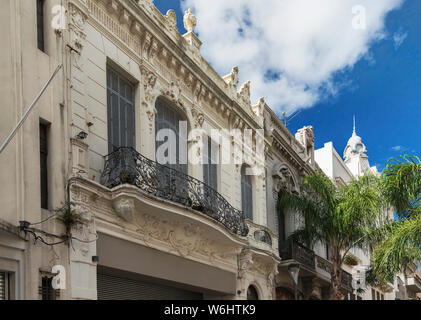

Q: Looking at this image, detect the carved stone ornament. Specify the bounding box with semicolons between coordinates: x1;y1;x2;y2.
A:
272;162;298;196
69;3;87;51
132;213;229;263
166;10;177;32
239;81;251;105
252;97;265;117
191;108;205;129
238;249;254;279
183;8;197;33
140;65;158;105
161;81;181;104
113;198;135;222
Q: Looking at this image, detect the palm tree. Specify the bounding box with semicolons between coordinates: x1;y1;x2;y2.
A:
370;156;421;285
278;171;384;300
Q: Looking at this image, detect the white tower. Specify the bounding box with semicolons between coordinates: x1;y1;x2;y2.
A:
343;116;377;177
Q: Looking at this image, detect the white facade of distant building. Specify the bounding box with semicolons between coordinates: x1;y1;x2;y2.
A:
315;122;421;300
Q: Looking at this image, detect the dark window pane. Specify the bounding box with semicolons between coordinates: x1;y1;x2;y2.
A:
40;123;48;209
241;165;253;220
106;67;135;153
36;0;44;52
41;277;56;300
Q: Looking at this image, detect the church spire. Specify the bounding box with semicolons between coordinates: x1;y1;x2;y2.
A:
353;115;356;136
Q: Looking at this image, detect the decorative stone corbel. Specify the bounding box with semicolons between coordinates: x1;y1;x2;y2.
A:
238;249;254;279
113;198;135;223
105;0;119;15
131;21;142;36
119;8;131;26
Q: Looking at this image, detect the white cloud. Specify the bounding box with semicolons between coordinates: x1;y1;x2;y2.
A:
181;0;404;114
391;146;402;151
393;29;408;50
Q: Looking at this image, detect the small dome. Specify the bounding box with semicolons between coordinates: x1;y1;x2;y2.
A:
344;121;367;160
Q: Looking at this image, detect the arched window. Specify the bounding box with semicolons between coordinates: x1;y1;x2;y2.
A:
241;165;253;220
155;97;187;174
247;285;259;300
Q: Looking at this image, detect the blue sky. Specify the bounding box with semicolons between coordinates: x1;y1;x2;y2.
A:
154;0;420;171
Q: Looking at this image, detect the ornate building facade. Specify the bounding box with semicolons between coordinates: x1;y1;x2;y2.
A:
0;0;399;301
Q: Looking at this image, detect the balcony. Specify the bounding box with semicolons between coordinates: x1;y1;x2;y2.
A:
279;240;354;292
406;273;421;293
100;147;249;237
279;240;316;270
316;256;353;292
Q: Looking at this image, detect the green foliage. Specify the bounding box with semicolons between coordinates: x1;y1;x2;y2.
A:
343;254;359;266
370;155;421;285
277;171;384;299
56;207;82;235
278;171;384;256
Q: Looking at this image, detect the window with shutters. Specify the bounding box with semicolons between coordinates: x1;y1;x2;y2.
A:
36;0;45;52
241;165;253;220
107;67;136;153
40;123;48;209
155;97;188;174
203;136;218;191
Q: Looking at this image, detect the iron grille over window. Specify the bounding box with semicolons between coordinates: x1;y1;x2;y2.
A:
36;0;44;52
241;165;253;220
40;123;48;209
107;67;135;153
40;276;56;300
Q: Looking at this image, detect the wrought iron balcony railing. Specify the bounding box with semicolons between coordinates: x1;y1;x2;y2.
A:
316;256;353;292
100;147;249;236
279;239;316;270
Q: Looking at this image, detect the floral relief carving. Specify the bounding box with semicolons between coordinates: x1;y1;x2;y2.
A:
69;3;87;51
132;213;228;263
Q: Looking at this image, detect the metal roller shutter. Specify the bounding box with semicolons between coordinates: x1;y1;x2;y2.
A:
0;272;6;300
97;273;203;300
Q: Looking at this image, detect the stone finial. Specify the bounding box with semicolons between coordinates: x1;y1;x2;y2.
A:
239;81;251;104
183;8;197;33
252;97;265;117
